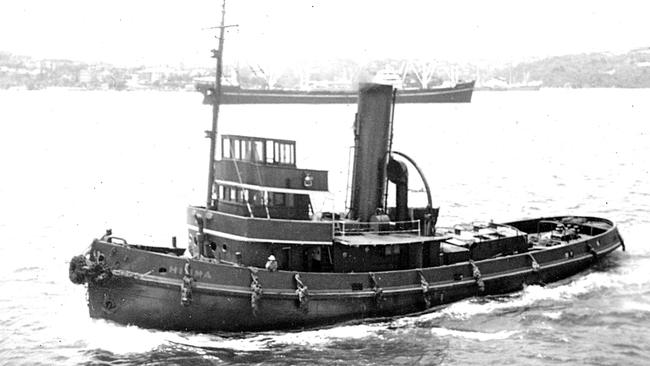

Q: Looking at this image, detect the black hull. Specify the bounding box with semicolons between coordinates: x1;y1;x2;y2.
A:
83;216;622;332
198;81;475;105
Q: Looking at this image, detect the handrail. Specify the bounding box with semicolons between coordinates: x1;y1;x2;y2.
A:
334;219;420;236
391;151;433;208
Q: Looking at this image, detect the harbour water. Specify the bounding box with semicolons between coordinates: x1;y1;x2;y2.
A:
0;88;648;365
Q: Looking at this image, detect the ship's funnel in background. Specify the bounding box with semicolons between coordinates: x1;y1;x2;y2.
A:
348;83;394;222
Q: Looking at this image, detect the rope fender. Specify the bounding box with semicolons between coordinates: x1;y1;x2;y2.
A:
417;269;432;308
469;260;485;293
587;243;598;261
528;254;541;273
250;268;263;316
180;260;194;306
69;255;89;284
68;250;112;285
369;272;384;304
294;273;309;312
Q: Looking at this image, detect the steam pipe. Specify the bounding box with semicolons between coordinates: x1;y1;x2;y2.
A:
387;157;409;222
391;151;433;208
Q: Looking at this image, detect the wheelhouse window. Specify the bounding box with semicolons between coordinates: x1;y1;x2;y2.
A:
222;135;295;167
229;188;237;201
223;138;231;159
234;140;241;159
273;141;294;165
217;184;251;204
252;141;263;162
269;192;285;207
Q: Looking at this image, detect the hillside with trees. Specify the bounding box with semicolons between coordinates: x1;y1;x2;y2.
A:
486;48;650;88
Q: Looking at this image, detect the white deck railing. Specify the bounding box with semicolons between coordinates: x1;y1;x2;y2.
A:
333;219;421;236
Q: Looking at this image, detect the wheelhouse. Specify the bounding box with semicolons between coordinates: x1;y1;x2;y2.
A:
210;135;328;221
189;134;336;271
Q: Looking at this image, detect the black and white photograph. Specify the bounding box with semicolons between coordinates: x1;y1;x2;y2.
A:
0;1;648;365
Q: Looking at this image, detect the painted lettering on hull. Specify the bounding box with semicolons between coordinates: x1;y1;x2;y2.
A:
168;266;213;280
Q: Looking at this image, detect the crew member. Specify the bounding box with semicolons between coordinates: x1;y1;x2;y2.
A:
265;255;278;272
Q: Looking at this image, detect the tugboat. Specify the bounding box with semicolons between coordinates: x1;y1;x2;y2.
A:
68;4;625;332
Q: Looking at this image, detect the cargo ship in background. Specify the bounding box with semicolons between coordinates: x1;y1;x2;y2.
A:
195;79;475;104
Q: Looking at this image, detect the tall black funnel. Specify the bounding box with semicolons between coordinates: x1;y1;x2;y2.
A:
348;83;394;222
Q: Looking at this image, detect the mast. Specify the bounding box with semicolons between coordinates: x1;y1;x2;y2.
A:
206;0;227;208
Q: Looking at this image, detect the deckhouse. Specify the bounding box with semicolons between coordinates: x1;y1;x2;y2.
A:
187;85;452;273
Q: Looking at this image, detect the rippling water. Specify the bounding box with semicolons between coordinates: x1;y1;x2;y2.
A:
0;88;648;365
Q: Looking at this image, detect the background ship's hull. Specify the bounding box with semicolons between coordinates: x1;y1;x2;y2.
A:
199;81;475;104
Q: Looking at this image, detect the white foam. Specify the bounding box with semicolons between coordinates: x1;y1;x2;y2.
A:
53;317;168;355
166;323;384;352
621;301;650;313
541;311;563;320
258;324;381;347
43;286;168;355
437;276;606;320
166;333;267;352
388;309;446;328
83;321;169;354
430;327;517;341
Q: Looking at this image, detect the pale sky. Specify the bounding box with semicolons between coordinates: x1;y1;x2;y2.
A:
1;0;648;67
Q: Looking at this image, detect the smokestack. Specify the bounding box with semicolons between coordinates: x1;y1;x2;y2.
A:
348;83;394;222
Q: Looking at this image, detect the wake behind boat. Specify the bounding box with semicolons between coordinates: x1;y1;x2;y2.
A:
196;80;475;104
68;1;623;332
